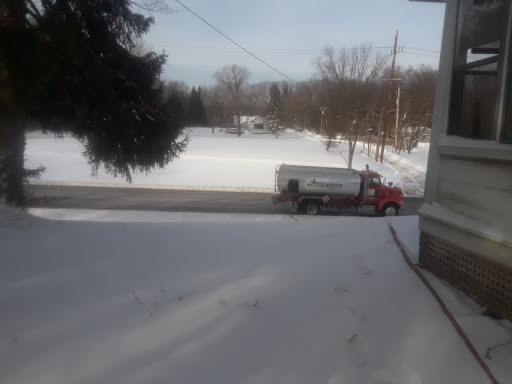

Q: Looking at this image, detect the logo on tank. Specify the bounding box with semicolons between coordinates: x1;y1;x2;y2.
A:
307;178;344;189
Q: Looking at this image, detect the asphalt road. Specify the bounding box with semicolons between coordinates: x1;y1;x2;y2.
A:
26;185;424;216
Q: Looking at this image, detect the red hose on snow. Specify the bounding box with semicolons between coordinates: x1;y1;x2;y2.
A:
388;223;499;384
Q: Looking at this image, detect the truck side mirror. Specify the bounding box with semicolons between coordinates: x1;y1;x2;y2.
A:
388;182;393;187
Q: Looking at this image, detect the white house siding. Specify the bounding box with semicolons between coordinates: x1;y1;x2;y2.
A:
436;157;512;231
418;0;512;320
240;116;271;134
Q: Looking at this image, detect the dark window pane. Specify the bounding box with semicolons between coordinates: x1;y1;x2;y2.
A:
503;79;512;142
449;0;507;139
451;61;498;139
455;0;506;68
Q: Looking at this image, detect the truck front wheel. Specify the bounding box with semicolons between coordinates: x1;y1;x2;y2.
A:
381;203;399;217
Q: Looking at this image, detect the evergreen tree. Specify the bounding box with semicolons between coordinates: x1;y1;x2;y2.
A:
266;84;284;139
165;91;186;129
197;87;207;125
0;1;186;205
187;86;207;126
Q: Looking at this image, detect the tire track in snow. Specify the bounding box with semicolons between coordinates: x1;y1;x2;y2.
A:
384;157;426;196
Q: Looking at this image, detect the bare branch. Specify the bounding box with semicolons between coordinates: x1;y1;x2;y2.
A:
128;37;152;56
338;150;349;166
129;0;177;14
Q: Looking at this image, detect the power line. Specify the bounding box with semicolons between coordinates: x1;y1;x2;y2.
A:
402;51;440;59
150;45;395;57
173;1;441;81
152;43;395;51
150;45;395;58
405;46;440;54
174;0;301;85
151;51;396;57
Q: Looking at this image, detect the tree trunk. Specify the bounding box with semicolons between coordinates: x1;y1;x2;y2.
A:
0;0;28;205
0;114;26;206
235;112;241;137
347;125;360;169
375;107;385;162
379;111;388;163
325;137;332;151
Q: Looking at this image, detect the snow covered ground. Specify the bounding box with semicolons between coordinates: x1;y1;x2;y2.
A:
1;204;511;384
25;128;428;197
7;129;509;383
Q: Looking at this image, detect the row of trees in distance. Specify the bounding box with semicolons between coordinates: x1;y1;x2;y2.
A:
162;46;436;168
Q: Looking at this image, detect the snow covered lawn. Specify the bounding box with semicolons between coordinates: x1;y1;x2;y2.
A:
25;128;428;197
385;143;430;176
1;206;510;384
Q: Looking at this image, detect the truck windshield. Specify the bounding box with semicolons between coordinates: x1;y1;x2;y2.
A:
370;177;380;187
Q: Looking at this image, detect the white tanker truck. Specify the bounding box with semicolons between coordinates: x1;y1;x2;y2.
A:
272;164;403;216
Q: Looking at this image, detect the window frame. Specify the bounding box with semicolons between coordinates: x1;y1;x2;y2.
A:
498;0;512;143
449;0;512;144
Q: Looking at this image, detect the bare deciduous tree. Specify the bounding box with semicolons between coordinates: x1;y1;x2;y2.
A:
163;80;190;103
314;43;387;168
129;0;176;14
129;38;151;57
282;79;320;131
245;82;271;116
398;65;437;153
213;64;251;136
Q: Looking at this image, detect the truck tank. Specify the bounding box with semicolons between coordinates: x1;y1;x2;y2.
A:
275;164;361;199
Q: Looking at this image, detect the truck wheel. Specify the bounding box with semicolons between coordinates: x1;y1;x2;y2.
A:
305;202;320;216
382;203;399;217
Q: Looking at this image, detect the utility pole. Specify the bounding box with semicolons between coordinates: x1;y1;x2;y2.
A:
395;85;401;153
378;30;400;163
375;107;386;161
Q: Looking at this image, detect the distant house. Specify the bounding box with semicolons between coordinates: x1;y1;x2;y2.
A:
400;126;432;144
238;116;271;134
413;0;512;320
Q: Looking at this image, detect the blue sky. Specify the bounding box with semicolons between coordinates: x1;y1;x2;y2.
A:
144;0;446;86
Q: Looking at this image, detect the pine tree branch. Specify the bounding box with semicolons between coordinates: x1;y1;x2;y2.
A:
40;0;56;12
25;0;42;25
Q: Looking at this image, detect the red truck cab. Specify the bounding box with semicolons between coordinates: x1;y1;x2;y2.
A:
357;171;403;216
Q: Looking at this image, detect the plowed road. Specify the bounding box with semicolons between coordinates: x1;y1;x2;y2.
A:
26;185;423;216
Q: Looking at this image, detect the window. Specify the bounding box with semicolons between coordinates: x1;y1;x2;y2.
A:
254;123;264;130
369;177;380;187
449;0;512;142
